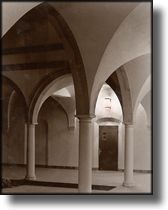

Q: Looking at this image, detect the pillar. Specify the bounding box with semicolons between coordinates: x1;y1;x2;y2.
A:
24;123;27;165
25;123;36;180
76;114;95;193
123;123;134;187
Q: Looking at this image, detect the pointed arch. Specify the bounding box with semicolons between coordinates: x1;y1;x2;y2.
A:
18;3;89;116
90;3;151;114
106;66;133;124
29;73;73;124
5;3;89;118
2;75;28;121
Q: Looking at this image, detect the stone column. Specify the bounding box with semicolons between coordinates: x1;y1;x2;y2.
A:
25;123;36;180
76;114;95;193
24;123;27;165
123;123;134;187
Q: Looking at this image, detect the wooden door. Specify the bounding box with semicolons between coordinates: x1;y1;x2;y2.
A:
99;126;118;170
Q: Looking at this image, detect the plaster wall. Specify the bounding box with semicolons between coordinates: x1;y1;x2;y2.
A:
116;104;151;171
124;54;151;109
35;119;48;165
2;2;42;37
3;94;151;171
141;91;151;126
2;93;25;164
134;104;151;170
95;84;122;121
36;97;79;167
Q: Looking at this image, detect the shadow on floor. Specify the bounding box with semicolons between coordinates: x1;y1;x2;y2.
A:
2;179;116;191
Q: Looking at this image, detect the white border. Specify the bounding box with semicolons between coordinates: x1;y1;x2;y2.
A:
1;0;168;209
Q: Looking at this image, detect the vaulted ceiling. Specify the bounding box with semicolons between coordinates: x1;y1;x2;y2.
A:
2;2;151;121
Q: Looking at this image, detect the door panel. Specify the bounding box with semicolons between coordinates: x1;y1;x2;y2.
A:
99;126;118;170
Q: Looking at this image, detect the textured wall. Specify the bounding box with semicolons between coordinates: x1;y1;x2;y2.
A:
36;97;79;167
2;92;25;164
3;95;151;171
134;104;151;170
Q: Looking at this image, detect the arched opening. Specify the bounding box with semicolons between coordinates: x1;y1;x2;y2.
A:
35;95;78;170
27;73;79;182
91;83;125;187
2;2;88;184
2;2;89;115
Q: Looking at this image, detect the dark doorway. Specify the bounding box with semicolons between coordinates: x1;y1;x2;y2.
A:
99;126;118;171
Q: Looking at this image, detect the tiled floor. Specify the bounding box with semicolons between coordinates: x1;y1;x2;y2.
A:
2;166;151;194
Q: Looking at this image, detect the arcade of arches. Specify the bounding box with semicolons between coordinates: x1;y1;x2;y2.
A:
1;2;151;194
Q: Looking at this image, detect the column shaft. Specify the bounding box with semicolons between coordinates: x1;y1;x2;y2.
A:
24;123;27;165
78;115;94;193
123;124;134;187
25;124;36;180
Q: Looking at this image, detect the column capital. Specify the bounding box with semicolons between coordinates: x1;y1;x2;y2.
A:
75;114;96;120
25;122;38;126
124;122;134;127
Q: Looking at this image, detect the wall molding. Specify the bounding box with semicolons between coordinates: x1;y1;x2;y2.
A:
118;169;152;174
2;163;98;170
2;163;151;173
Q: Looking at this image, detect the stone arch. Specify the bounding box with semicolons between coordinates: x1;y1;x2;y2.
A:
106;66;133;124
116;67;133;123
4;3;89;116
43;3;89;115
133;76;151;121
90;3;151;114
29;73;73;124
2;75;28;121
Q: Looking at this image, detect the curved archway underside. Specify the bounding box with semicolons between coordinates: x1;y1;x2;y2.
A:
2;3;151;125
2;3;89;124
106;66;133;123
90;3;151;114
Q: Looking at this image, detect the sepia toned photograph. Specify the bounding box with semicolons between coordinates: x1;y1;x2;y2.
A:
1;1;152;195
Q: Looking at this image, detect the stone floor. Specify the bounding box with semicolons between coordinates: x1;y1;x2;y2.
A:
2;166;152;194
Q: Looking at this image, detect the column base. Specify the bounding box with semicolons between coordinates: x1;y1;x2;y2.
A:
78;189;92;193
25;175;36;181
123;181;135;187
78;184;92;193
